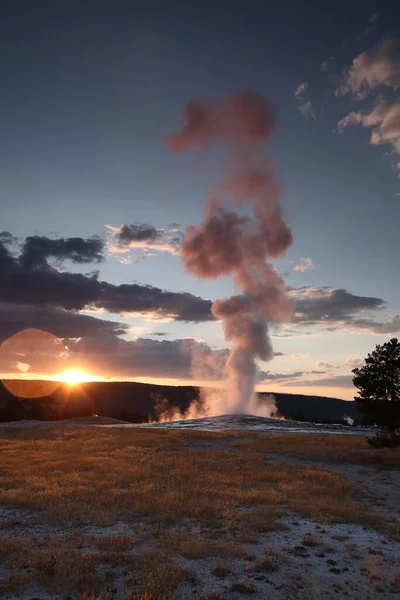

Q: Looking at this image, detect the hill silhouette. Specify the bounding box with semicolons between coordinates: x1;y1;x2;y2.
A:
0;380;356;424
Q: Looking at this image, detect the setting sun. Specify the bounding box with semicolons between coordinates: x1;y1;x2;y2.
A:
57;369;92;385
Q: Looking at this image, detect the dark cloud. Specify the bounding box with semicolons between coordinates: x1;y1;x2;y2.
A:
19;235;105;269
118;224;160;244
0;257;103;311
0;303;127;344
287;287;399;333
259;371;304;381
109;223;182;256
259;368;334;382
99;283;213;321
0;240;15;270
64;335;227;381
0;231;18;246
293;287;384;323
266;286;394;338
2;233;397;333
284;375;354;388
349;316;400;334
0;239;213;322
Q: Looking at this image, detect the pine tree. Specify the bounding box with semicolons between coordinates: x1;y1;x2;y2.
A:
353;338;400;446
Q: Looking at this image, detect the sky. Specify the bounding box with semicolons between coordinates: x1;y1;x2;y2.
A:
1;0;400;401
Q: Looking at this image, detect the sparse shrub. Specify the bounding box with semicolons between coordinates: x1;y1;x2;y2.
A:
367;432;400;448
230;582;256;595
254;547;280;572
302;532;322;547
212;562;232;578
290;545;309;557
90;535;134;552
36;553;57;576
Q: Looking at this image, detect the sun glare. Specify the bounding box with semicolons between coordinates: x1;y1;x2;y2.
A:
58;369;92;385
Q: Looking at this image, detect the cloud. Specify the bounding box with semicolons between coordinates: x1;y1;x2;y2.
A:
337;38;400;99
107;223;182;258
357;11;380;40
99;282;214;321
315;361;338;371
259;370;304;381
0;231;18;246
291;353;309;358
286;287;400;334
19;235;105;269
118;223;161;244
294;83;308;98
320;56;335;72
292;287;385;323
335;38;400;173
294;83;316;120
0;327;230;382
337;98;400;172
298;101;315;120
56;335;281;384
16;361;30;373
61;335;229;382
284;375;354;388
0;238;214;322
2;233;398;334
345;357;364;369
293;257;314;272
348;315;400;334
0;302;127;344
259;368;328;383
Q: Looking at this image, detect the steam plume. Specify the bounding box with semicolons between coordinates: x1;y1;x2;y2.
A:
167;90;293;415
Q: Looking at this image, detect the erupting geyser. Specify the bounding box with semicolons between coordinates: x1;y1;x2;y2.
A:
167;90;293;415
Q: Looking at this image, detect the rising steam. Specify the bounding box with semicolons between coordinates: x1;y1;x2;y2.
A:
167;90;293;416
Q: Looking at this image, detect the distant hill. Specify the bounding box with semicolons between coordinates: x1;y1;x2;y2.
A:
266;392;356;422
0;380;356;423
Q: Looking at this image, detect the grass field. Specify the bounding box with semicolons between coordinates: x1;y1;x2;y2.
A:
0;427;399;599
231;432;400;466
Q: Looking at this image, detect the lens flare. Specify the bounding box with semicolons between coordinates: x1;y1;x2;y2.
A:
0;329;64;398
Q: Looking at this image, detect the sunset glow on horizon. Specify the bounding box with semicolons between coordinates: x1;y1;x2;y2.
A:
54;369;101;385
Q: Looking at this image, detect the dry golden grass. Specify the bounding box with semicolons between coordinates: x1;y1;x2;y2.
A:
212;561;233;578
302;532;323;547
0;539;104;596
0;426;399;599
231;433;400;466
253;547;282;572
0;427;390;530
0;532;194;599
156;531;245;559
88;534;135;552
